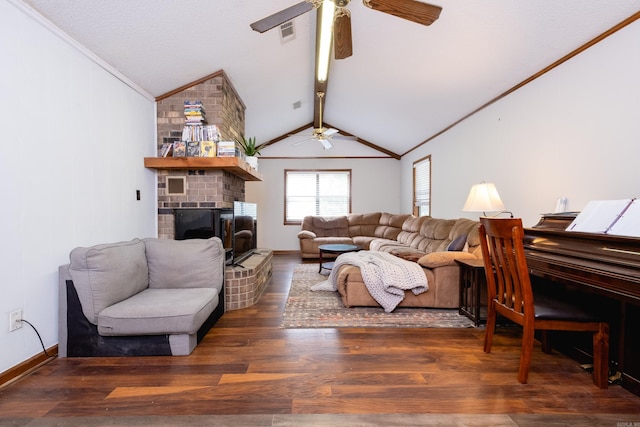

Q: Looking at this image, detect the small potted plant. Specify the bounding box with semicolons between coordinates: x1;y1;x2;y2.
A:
237;136;264;169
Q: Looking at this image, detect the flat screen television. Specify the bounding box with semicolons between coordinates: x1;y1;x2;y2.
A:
233;201;258;265
174;208;234;264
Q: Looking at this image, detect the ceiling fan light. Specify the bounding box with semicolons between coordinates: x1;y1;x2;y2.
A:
317;0;335;82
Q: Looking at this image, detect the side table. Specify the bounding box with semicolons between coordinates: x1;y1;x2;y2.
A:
456;258;487;326
318;244;361;274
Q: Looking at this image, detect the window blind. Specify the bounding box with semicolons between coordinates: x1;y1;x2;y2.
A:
413;156;431;216
285;170;350;223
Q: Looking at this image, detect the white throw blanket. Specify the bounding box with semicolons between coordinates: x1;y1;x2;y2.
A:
311;251;428;313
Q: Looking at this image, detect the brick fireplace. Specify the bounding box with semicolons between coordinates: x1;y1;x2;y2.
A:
155;70;247;239
151;70;271;311
156;169;245;240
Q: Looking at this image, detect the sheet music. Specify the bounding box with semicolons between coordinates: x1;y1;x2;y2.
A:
566;199;633;233
607;199;640;237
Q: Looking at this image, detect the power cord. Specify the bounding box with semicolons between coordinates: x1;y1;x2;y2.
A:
20;319;51;358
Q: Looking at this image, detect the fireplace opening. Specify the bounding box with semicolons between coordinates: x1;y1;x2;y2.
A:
174;204;257;266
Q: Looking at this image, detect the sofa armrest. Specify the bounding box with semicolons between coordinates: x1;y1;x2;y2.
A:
298;230;317;239
418;251;477;268
390;250;425;262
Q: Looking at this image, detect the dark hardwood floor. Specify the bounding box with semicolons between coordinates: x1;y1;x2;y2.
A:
1;254;639;426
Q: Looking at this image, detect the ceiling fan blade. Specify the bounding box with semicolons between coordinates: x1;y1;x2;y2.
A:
250;1;314;33
334;14;353;59
364;0;442;26
333;134;358;141
292;136;314;146
320;139;333;150
323;128;339;136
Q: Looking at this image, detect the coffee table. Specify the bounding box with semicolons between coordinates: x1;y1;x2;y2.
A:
318;244;361;274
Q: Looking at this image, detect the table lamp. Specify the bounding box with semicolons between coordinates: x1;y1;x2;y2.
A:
462;182;513;217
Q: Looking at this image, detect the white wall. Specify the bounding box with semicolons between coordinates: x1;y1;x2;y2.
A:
0;1;157;374
246;157;402;251
401;19;640;228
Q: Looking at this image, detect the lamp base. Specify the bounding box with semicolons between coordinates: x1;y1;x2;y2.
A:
482;211;514;218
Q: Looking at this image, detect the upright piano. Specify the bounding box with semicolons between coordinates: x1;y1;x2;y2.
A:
524;213;640;396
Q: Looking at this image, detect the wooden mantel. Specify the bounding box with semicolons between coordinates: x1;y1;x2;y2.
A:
144;157;262;181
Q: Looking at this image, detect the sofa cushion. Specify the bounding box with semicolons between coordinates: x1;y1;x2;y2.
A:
409;218;457;253
369;238;412;253
449;218;482;257
348;212;382;237
303;215;350;237
421;217;456;240
68;239;148;325
447;234;467;251
418;251;477;268
395;216;429;247
375;213;412;240
97;287;218;336
144;237;224;291
351;235;377;250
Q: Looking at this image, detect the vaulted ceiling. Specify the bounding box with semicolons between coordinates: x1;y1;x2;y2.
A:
22;0;640;157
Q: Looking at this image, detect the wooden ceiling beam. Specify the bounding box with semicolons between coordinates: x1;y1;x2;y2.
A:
313;2;331;129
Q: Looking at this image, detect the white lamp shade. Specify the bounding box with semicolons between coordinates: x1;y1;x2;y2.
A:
462;182;506;212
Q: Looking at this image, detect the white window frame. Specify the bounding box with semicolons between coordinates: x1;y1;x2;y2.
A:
285;169;352;224
413;155;431;217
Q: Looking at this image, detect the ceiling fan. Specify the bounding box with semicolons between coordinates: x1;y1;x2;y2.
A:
292;91;355;149
250;0;442;60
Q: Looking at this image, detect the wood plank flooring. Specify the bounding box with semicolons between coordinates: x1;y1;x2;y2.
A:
1;254;639;425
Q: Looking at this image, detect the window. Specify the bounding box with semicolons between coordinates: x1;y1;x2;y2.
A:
285;170;351;224
413;155;431;217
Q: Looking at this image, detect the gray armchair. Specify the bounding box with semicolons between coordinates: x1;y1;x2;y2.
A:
58;237;225;357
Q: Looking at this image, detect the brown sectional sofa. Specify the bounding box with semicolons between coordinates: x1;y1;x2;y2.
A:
298;212;481;309
298;212;411;258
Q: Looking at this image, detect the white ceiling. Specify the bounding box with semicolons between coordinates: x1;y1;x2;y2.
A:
22;0;640;157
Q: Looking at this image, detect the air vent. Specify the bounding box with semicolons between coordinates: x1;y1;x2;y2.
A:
280;21;295;43
166;176;186;195
293;100;301;109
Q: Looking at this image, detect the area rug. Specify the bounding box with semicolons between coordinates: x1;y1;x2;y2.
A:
282;264;476;328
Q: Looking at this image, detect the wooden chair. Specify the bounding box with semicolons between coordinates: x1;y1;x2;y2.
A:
478;217;609;388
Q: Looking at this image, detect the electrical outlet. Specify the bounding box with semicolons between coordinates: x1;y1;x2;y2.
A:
9;309;22;332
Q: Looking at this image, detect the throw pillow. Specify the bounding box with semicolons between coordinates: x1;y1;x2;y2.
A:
447;234;467;251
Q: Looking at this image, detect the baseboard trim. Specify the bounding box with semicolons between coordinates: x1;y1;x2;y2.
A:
0;345;58;390
272;250;300;256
